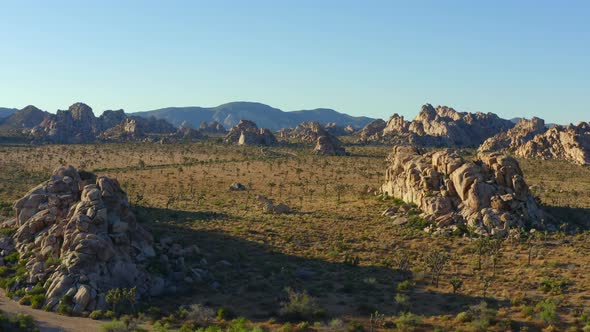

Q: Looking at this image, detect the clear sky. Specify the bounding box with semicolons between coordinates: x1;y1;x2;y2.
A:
0;0;588;124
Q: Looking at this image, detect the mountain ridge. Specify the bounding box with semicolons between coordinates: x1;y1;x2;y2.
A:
131;101;374;131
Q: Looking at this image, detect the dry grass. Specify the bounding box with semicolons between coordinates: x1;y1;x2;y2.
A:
1;142;589;331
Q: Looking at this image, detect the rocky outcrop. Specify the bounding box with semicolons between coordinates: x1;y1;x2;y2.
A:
199;121;226;134
324;122;355;136
381;146;544;236
515;122;590;165
479;117;547;152
5;166;155;312
224;120;277;146
28;103;177;144
358;119;387;143
0;105;48;133
314;136;346;156
256;195;291;214
1;166;211;312
360;104;514;147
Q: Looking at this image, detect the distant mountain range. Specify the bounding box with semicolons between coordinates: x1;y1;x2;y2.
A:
131;102;375;131
0;107;18;119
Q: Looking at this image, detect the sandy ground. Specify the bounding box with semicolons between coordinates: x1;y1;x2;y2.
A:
0;290;102;332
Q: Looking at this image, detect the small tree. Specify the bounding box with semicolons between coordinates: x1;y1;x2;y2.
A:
106;288;123;313
450;277;463;294
424;249;450;287
125;287;137;314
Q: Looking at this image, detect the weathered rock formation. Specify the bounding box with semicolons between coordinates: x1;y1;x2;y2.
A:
0;166;212;312
0;105;48;134
358;119;387;143
515;122;590;165
199;121;226;134
5;166;155;312
29;103;177;143
323;122;355;136
359;104;515;147
479;117;547;152
224;120;277;146
381;146;544;236
314;136;346;156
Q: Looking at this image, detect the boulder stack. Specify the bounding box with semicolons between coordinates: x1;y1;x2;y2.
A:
381;146;544;236
6;166;156;313
479;117;547;152
515;122;590;166
224;120;277;146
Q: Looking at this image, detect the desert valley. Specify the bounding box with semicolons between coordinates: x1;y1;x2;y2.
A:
0;102;589;332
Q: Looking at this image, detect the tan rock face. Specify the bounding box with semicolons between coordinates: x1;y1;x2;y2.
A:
479;117;546;152
314;135;346;156
225;120;277;146
381;146;544;236
8;166;156;313
515;122;590;165
359;104;514;147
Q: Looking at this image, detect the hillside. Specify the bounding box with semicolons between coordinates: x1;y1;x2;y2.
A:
0;107;17;119
132;101;374;130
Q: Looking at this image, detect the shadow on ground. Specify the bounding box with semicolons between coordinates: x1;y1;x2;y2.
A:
138;207;507;321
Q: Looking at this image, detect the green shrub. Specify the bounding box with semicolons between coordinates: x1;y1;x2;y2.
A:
395;312;422;331
58;303;73;316
90;310;104;320
396;280;414;292
30;294;45;309
279;288;323;321
99;320;128;332
4;252;19;264
217;307;236;321
0;311;38;332
18;295;32;305
539;276;568;295
536;299;559;326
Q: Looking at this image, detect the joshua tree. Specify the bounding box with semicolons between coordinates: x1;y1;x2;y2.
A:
450;277;463;294
425;249;450;287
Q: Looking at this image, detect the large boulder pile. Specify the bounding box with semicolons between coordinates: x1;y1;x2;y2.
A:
0;166;209;313
199;121;226;134
479;117;547;152
381;146;544;236
359;104;514;147
358;119;387;143
515;122;590;166
314;136;346;156
28;103;177;144
224;120;277;146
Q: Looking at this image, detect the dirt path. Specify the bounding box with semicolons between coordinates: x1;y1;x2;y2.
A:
0;290;102;332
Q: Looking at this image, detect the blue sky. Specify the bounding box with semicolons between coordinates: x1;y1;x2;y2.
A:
0;0;588;123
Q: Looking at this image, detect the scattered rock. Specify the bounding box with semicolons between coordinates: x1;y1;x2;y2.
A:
229;182;247;191
256;195;291;214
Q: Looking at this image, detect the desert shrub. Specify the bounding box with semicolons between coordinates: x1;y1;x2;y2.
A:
455;311;473;323
58;303;73;316
347;320;365;332
0;228;16;237
217;307;236;321
30;294;45;309
18;295;32;305
468;301;497;331
539;276;568;294
186;304;215;325
279;288;323;321
395;312;422;331
4;252;19;264
90;310;105;320
536;299;559;326
99;320;128;332
0;311;38;332
396;280;414;292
